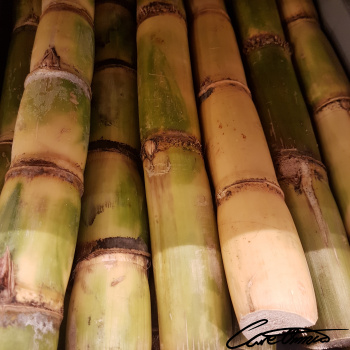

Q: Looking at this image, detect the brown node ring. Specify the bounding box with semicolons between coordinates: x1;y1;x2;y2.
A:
243;34;291;55
41;3;94;28
6;162;84;197
137;1;185;26
141;131;202;161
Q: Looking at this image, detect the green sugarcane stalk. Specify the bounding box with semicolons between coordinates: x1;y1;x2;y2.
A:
66;1;152;348
230;0;350;348
0;0;41;190
277;0;350;240
187;0;317;338
137;0;233;348
0;0;94;348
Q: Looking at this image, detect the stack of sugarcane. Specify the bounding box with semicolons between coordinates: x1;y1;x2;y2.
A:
277;0;350;239
66;0;152;348
0;0;41;190
137;0;233;347
231;0;350;347
0;0;94;348
187;0;318;339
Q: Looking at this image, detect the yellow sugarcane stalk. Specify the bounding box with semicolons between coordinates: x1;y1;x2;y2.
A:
137;0;233;348
187;0;317;339
230;0;350;347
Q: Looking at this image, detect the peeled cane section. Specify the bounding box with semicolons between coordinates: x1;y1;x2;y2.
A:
137;1;233;347
66;1;152;348
277;0;350;239
231;0;350;346
0;0;94;348
188;0;317;337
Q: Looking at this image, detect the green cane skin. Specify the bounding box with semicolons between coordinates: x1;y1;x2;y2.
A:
77;152;149;247
67;253;151;349
314;103;350;238
279;163;350;348
0;175;81;349
94;2;136;66
0;27;37;142
68;154;151;350
231;0;350;346
90;68;140;149
144;148;232;349
0;308;61;350
230;0;285;40
11;77;90;182
137;14;201;142
31;9;94;85
241;45;320;159
281;14;350;109
233;2;318;158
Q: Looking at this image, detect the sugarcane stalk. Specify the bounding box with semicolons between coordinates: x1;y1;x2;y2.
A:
0;0;94;348
66;1;152;348
187;0;317;339
137;0;233;348
0;0;41;190
277;0;350;240
314;0;350;78
231;0;350;347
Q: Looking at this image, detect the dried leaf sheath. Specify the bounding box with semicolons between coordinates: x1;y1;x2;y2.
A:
231;0;350;347
66;1;152;348
137;0;233;348
0;0;94;348
187;0;317;338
